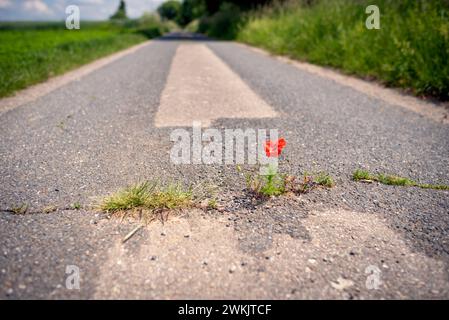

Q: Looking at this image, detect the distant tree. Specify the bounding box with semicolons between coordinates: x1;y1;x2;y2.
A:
204;0;273;14
157;0;182;21
110;0;127;20
176;0;276;19
178;0;206;26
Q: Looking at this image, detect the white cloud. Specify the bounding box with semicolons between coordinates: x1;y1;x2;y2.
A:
0;0;12;9
126;0;164;18
76;0;104;5
23;0;53;14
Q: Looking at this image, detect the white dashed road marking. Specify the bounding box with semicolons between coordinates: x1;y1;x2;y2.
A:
154;43;277;127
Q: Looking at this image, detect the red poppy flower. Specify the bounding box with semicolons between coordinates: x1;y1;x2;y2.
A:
264;138;286;157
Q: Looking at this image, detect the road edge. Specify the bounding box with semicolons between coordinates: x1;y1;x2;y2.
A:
236;42;449;125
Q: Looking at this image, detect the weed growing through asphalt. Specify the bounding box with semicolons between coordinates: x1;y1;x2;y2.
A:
97;181;220;223
245;165;286;197
242;138;287;197
42;205;57;213
207;198;218;210
352;169;371;181
313;172;335;188
71;202;81;210
245;170;335;197
10;203;28;214
298;172;335;192
241;137;335;197
56;121;65;130
352;169;449;190
100;182;191;211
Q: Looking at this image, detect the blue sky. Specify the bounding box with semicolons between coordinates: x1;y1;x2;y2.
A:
0;0;166;21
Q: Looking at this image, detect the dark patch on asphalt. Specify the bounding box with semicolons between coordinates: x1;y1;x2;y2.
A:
220;192;311;253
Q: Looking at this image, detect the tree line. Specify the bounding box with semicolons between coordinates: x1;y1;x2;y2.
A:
157;0;276;27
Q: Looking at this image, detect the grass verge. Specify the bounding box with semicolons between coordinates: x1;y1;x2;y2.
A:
0;17;173;97
352;169;449;190
233;0;449;100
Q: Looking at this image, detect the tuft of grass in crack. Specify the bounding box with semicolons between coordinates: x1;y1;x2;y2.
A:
71;202;81;210
246;169;335;197
296;172;335;193
56;120;67;131
352;169;449;190
43;205;57;213
314;172;335;188
247;175;286;197
99;182;193;212
207;198;218;210
419;184;449;191
98;181;197;223
352;169;371;181
245;170;286;197
11;203;28;214
377;174;415;187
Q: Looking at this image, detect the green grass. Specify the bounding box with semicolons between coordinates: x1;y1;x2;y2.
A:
314;172;335;188
296;172;335;193
258;173;286;197
0;18;171;97
236;0;449;100
352;169;371;181
98;181;194;221
352;169;449;190
207;198;218;209
245;167;335;197
71;202;81;210
245;165;287;197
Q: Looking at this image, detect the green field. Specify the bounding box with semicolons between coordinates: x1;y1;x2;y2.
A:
0;18;170;98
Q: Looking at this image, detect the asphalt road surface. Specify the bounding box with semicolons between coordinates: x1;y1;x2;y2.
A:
1;33;448;299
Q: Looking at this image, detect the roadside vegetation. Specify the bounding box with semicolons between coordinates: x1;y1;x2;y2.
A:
0;3;174;98
353;169;449;190
168;0;449;101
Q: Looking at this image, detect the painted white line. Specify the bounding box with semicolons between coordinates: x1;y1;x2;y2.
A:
154;43;277;127
0;40;152;116
238;43;449;124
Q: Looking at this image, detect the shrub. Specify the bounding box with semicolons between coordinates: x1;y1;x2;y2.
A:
199;2;243;39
